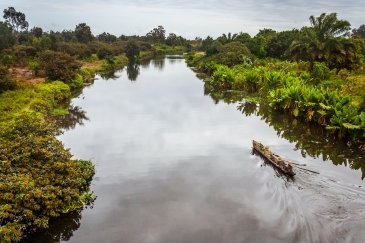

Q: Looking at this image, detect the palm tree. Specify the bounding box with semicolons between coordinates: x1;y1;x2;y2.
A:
290;27;325;63
217;33;238;44
290;13;354;70
325;38;356;70
309;13;351;42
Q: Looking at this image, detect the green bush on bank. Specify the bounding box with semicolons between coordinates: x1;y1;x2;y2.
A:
189;52;365;142
0;114;95;242
0;80;95;242
0;65;17;94
0;81;71;123
40;50;82;84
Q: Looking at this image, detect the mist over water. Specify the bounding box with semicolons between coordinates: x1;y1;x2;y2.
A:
27;57;365;243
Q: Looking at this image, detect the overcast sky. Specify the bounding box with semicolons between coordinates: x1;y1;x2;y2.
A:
1;0;364;38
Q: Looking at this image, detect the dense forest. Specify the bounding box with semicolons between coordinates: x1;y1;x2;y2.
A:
1;6;365;242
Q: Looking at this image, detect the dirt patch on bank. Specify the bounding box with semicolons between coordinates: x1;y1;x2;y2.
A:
10;67;46;84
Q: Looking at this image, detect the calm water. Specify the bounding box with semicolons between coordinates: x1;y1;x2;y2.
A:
30;57;365;243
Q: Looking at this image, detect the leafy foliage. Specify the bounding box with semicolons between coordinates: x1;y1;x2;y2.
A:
3;7;28;32
125;41;140;62
0;114;94;242
0;81;71;123
352;24;365;39
0;65;17;94
40;51;82;83
311;62;330;82
290;13;359;70
146;26;166;43
74;23;93;43
0;21;15;50
309;13;351;42
0;79;94;242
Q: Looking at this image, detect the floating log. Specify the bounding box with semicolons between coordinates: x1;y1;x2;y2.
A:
252;140;295;177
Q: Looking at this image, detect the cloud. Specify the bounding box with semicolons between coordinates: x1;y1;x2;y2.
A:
0;0;363;37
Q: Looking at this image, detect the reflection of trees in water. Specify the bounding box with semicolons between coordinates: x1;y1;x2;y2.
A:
56;105;89;131
99;69;120;80
139;59;151;68
152;58;165;70
237;101;257;117
204;83;247;105
253;105;365;179
21;210;82;243
168;58;180;65
127;62;140;81
205;85;365;180
167;55;183;65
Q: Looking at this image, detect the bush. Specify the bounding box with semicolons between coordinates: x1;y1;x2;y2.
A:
209;65;235;89
0;22;15;51
125;41;140;62
97;47;113;60
311;62;330;82
0;81;71;122
0;66;17;94
54;42;92;59
0;114;95;242
69;74;84;90
40;51;81;84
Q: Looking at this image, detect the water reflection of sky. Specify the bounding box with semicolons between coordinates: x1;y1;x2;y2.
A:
61;59;277;180
2;0;363;37
48;58;365;243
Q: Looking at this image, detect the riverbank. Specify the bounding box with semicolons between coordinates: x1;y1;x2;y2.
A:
0;70;99;242
186;52;365;148
0;47;186;241
0;54;125;242
25;56;365;243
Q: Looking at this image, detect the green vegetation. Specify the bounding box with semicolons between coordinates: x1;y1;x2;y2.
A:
0;81;95;242
0;115;95;242
0;6;189;242
2;5;365;240
40;51;82;83
187;13;365;145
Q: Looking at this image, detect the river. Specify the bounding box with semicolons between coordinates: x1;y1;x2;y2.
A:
29;57;365;243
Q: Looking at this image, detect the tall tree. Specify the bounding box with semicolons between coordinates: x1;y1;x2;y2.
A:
0;21;15;50
217;33;238;44
97;32;117;43
3;7;28;32
146;25;166;43
30;26;43;38
125;41;140;62
235;32;251;44
290;13;356;70
75;23;93;43
249;29;276;58
201;36;214;51
352;24;365;39
267;29;299;59
309;13;351;41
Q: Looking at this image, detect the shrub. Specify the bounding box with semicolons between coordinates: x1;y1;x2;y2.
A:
311;62;330;82
210;65;235;89
0;114;95;242
97;47;113;60
69;74;84;90
54;42;92;59
0;81;71;123
125;41;140;62
40;50;82;84
0;65;17;94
